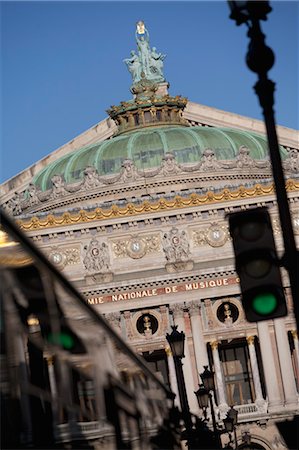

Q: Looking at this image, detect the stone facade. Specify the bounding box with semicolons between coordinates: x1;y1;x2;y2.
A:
1;49;299;450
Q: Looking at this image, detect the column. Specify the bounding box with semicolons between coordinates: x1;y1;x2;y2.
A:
171;303;199;414
105;312;121;334
257;321;282;411
246;336;267;412
189;301;209;376
210;341;228;417
16;335;32;444
291;330;299;369
165;346;180;408
274;319;298;407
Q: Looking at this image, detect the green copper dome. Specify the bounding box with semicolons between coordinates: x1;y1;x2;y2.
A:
33;125;286;191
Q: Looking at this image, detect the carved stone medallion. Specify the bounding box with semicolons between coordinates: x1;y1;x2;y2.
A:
48;249;67;269
193;223;228;248
112;234;160;259
205;223;228;247
126;237;147;259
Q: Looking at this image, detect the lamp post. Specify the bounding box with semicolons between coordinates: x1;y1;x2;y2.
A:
227;0;299;332
166;325;194;448
223;406;238;449
195;366;222;448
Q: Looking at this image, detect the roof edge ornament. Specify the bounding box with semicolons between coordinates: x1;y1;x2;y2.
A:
124;21;167;89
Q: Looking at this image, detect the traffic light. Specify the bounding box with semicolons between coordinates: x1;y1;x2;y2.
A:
228;207;287;322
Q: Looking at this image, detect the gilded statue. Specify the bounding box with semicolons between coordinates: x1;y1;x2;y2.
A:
124;21;166;85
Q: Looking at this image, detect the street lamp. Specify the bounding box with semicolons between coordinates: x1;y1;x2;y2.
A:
227;0;299;332
166;328;222;449
166;326;194;447
196;366;222;448
223;406;238;449
194;384;209;414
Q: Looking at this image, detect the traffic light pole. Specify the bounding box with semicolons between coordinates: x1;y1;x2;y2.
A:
247;20;299;333
229;3;299;333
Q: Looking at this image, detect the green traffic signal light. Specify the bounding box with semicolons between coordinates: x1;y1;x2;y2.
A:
228;207;287;322
47;332;74;350
252;292;278;316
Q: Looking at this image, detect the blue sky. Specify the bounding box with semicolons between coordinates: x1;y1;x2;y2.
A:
1;1;298;183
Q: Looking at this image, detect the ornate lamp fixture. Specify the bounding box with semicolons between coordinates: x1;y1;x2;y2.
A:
166;325;185;359
200;365;215;392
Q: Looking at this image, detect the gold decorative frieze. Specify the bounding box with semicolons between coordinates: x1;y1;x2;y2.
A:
112;234;160;259
16;180;299;231
193;222;229;248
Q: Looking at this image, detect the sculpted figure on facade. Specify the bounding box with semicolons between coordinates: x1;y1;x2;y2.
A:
222;145;270;170
236;145;270;169
160;152;182;176
119;159;140;183
124;21;166;85
137;32;150;75
149;47;166;80
235;145;256;169
26;183;41;207
163;227;190;263
50;174;68;199
200;148;221;171
4;191;23;216
283;148;299;174
83;238;110;274
82;166;101;189
123;50;142;83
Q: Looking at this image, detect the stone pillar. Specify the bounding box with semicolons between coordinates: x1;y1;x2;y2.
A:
189;301;209;376
123;311;134;340
274;318;298;406
291;330;299;369
210;341;228;417
105;312;121;334
165;346;180;408
46;355;59;425
171;303;198;414
257;321;282;411
16;335;32;444
246;336;267;412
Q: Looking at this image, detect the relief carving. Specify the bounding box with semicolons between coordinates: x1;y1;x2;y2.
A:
193;223;229;248
82;166;102;189
163;227;190;262
51;174;68;199
83;238;113;283
112;234;160;259
160;152;182;175
48;246;80;269
163;227;193;272
119;159;141;183
283;148;299;174
200;149;222;171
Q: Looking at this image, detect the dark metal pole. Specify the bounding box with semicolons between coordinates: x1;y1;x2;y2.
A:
172;355;193;437
208;393;217;434
233;426;238;449
209;393;222;448
246;18;299;333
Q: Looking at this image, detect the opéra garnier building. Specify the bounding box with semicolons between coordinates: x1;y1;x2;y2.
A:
1;21;299;449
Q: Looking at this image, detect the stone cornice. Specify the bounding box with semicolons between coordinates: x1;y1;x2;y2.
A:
16;179;299;231
185;101;299;149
